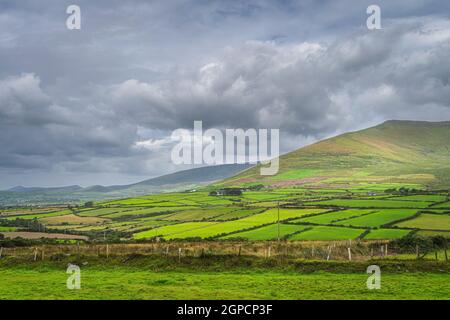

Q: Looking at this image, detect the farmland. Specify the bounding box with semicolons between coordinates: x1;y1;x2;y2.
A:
1;188;448;242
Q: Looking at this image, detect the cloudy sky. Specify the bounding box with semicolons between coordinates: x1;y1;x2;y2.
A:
1;0;450;189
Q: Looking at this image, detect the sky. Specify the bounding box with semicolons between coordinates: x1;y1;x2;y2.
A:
1;0;450;189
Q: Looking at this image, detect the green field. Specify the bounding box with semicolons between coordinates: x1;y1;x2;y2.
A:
1;265;449;300
288;226;366;241
221;224;309;240
394;214;450;230
2;190;448;241
333;209;418;228
292;209;375;225
309;199;430;208
363;228;412;240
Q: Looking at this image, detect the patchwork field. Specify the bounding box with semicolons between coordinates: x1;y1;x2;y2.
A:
0;189;448;241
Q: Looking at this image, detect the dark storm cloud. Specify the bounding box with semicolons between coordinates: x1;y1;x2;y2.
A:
1;0;450;188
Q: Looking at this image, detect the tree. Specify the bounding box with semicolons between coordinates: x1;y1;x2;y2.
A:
84;201;94;208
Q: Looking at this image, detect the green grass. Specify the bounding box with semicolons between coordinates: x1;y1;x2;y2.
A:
268;169;321;180
309;199;430;208
221;224;309;240
4;209;72;221
0;226;18;231
1;265;450;299
162;207;236;221
334;209;418;228
387;195;448;202
363;229;412;240
434;202;450;208
133;222;214;239
292;209;375;225
211;208;264;221
394;213;450;230
288;226;366;241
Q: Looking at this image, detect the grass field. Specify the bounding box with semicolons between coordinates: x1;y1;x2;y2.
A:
288;226;366;241
394;214;450;230
2;257;449;299
221;224;309;240
309;199;431;208
1;188;448;242
333;209;418;228
363;229;412;240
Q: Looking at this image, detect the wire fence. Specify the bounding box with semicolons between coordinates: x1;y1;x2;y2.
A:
0;241;448;262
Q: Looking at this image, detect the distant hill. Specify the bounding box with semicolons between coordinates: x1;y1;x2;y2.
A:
0;164;251;205
223;120;450;189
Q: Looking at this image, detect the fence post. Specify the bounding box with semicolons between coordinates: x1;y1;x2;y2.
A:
268;246;271;258
347;247;352;261
311;246;315;258
326;246;331;261
381;245;384;257
106;244;109;259
385;244;388;256
178;248;181;263
33;248;38;261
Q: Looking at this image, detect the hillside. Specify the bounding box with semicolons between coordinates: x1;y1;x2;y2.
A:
0;164;250;205
223;120;450;190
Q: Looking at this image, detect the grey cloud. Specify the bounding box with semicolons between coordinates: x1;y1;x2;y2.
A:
1;0;450;188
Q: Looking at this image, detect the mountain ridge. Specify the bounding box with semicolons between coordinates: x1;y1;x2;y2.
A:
222;120;450;189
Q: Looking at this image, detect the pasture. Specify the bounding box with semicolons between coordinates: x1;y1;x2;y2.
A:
0;188;448;242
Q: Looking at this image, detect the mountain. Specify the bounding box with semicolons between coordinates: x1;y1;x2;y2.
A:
223;120;450;189
7;185;83;193
0;163;251;205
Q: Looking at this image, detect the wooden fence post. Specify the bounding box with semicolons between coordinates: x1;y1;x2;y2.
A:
445;243;448;262
268;246;271;258
33;248;38;261
347;247;352;261
385;244;388;256
326;246;332;261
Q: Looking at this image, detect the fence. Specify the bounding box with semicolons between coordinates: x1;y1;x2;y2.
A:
0;241;447;262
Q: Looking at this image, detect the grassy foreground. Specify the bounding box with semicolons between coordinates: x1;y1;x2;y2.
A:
1;256;449;300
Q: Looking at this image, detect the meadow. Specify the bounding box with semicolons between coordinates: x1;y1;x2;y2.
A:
1;255;449;300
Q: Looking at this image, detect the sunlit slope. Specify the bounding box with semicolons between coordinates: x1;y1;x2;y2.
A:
223;121;450;189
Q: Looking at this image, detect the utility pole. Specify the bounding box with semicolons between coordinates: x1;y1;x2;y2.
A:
277;201;280;242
